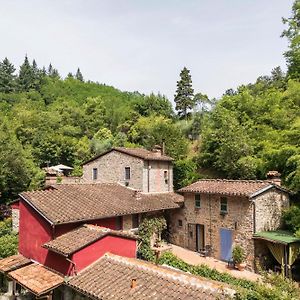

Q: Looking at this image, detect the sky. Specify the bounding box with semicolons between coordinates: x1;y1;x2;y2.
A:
0;0;294;100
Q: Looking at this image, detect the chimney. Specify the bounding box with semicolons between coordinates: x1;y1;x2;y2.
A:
266;171;281;186
130;278;137;289
152;145;162;157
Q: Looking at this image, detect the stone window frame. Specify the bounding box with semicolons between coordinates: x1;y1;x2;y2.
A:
92;168;98;180
220;197;228;214
125;167;131;180
195;194;201;208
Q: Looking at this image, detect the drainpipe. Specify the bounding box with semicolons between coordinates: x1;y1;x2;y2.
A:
209;194;212;246
252;200;256;234
147;161;150;193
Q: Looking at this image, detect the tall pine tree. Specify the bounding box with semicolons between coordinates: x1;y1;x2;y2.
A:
174;67;194;119
75;68;84;81
18;55;35;91
47;63;60;79
0;57;16;93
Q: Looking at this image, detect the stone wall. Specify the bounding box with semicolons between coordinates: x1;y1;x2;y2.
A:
254;189;289;232
82;151;144;190
169;189;290;270
83;150;173;193
143;161;173;193
11;208;19;233
169;193;255;269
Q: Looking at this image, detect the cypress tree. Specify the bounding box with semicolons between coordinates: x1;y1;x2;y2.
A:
174;67;195;119
18;55;35;92
0;57;16;93
75;68;84;81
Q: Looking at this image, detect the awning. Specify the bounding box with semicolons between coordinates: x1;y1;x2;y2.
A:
0;255;31;274
254;230;300;278
253;230;300;245
8;263;64;296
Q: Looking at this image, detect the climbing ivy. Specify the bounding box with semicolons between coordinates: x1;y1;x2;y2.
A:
138;216;167;261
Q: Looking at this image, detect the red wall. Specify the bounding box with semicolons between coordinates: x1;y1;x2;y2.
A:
18;199;129;274
54;217;117;237
19;201;52;264
71;235;136;273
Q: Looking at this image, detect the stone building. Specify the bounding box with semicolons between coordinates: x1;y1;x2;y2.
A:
169;179;290;269
82;146;173;193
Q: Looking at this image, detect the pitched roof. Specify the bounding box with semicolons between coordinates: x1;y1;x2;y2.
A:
67;253;234;300
43;224;137;256
8;263;64;296
83;147;173;165
20;183;182;225
179;179;288;198
0;255;31;273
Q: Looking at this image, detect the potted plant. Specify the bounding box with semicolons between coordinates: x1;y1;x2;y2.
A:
232;245;246;271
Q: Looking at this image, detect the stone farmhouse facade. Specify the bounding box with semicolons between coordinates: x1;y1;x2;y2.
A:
169;179;290;270
82;146;173;193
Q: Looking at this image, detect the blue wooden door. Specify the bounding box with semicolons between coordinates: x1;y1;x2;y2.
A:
220;228;232;261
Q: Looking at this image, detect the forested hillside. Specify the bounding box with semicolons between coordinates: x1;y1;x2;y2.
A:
1;0;300;203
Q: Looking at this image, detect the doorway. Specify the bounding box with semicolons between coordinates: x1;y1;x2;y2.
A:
196;224;205;251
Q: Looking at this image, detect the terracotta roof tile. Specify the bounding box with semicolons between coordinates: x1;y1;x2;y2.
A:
84;147;173;165
8;264;64;296
20;183;182;225
179;179;280;197
67;253;234;300
0;255;31;273
43;224;137;256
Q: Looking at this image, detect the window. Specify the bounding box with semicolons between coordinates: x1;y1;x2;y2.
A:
125;167;131;180
178;219;183;227
195;194;201;208
92;168;98;180
220;197;228;214
132;214;139;228
164;170;168;184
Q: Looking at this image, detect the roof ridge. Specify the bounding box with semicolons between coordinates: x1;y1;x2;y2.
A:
189;179;268;183
104;253;232;292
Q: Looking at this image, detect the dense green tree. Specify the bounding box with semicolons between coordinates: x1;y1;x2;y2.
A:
75;68;84;81
0;57;16;93
173;159;199;190
128;115;188;160
282;0;300;79
132;93;174;118
174;67;194;119
18;55;35;91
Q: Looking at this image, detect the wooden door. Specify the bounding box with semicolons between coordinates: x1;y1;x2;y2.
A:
196;224;205;251
220;228;233;261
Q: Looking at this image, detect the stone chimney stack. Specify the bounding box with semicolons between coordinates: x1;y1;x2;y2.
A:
152;145;162;157
266;171;281;186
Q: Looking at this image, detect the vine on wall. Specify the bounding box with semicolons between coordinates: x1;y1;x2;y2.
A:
138;216;167;261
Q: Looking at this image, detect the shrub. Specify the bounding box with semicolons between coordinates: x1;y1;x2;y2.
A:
157;252;300;300
232;245;245;264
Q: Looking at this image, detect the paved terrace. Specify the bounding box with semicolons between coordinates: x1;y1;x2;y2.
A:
171;245;261;282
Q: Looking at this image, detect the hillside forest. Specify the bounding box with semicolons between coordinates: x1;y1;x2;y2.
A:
0;0;300;209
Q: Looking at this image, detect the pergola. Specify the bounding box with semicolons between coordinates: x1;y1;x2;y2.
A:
254;230;300;278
